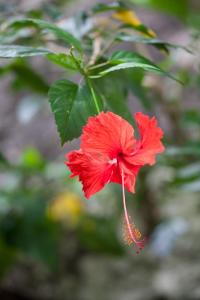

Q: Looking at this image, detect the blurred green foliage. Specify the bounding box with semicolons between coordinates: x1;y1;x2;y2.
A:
0;146;124;278
130;0;189;20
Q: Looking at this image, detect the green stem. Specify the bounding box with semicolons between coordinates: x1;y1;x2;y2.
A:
87;78;100;114
70;47;85;75
88;61;110;70
70;47;100;114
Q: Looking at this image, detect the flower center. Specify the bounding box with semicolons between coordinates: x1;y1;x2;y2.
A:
118;152;123;158
108;158;117;165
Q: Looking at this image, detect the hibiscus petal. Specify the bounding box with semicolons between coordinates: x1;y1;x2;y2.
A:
129;112;165;166
66;150;115;198
81;112;136;159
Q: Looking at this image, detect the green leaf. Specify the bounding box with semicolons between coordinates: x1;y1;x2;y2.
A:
188;13;200;30
130;0;188;20
121;23;156;38
116;34;192;53
2;195;60;270
48;80;78;145
6;18;82;52
48;79;102;144
46;53;78;70
182;110;200;127
0;239;17;278
95;73;134;126
0;152;8;165
0;60;49;93
0;45;51;58
78;216;124;255
12;61;49;93
98;50;180;82
125;69;153;110
151;0;189;20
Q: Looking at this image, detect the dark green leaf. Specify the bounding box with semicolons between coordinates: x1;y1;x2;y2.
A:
98;50;180;82
0;60;49;93
125;69;153;110
95;73;134;126
78;216;124;255
121;23;156;38
48;80;78;145
0;29;24;44
0;45;51;58
0;152;7;164
48;79;102;144
9;60;49;93
0;239;17;278
149;0;188;19
130;0;188;20
182;110;200;126
188;13;200;30
46;53;78;70
1;195;60;270
6;18;82;52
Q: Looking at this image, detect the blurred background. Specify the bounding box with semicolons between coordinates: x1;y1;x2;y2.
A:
0;0;200;299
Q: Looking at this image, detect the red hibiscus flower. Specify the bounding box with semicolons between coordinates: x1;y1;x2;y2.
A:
65;112;164;251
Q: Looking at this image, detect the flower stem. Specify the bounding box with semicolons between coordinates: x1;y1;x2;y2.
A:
69;47;101;115
88;61;110;70
70;47;85;76
87;78;101;114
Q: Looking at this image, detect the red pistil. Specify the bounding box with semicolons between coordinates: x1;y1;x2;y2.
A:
121;169;146;252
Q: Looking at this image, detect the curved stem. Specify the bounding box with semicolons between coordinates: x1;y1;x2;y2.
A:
70;47;85;75
70;47;101;115
87;78;101;114
88;61;110;70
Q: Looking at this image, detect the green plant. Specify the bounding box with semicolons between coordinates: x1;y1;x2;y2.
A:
0;1;185;145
